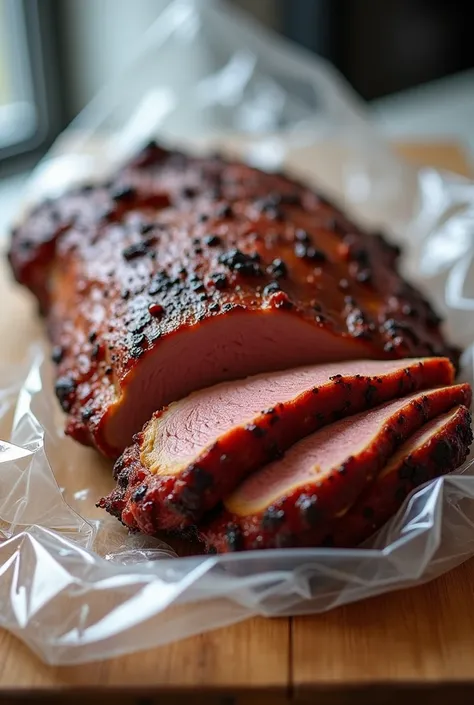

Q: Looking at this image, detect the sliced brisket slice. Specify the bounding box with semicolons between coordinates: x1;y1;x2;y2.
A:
200;383;471;552
98;357;454;532
325;404;473;548
219;404;473;552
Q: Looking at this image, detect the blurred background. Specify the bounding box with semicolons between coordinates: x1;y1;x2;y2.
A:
0;0;473;229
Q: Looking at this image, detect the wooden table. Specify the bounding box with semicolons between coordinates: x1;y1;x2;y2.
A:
1;142;473;705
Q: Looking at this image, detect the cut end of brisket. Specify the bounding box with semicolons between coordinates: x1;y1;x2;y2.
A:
99;357;458;534
98;310;380;457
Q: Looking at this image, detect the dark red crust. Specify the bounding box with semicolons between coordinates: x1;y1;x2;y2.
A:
9;142;459;457
98;358;455;531
199;383;472;552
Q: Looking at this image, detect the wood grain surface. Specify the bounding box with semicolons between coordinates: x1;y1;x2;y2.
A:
0;142;472;705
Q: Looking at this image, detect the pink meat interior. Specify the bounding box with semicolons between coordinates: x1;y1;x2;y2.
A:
105;311;378;453
139;349;425;472
225;387;449;515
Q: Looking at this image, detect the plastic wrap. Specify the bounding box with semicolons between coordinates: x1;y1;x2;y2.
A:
2;0;474;664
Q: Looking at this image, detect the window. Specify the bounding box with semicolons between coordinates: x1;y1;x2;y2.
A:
0;0;62;167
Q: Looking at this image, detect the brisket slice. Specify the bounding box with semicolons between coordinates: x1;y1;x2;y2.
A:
325;405;473;548
98;357;454;531
9;143;459;457
199;383;471;552
209;405;472;551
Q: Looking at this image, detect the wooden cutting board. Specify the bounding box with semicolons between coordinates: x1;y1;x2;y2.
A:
0;142;473;705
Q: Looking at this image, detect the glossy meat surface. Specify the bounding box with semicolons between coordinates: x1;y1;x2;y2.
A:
99;357;454;531
200;383;471;552
9;143;459;457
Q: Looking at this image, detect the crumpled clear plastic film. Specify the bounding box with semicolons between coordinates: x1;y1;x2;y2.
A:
2;0;474;665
